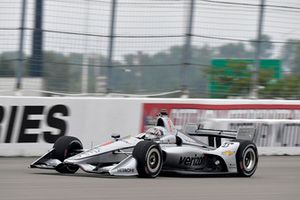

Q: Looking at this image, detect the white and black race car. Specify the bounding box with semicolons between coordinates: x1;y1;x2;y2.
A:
30;110;258;178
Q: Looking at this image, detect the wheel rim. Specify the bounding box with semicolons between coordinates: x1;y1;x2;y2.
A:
146;148;161;174
243;148;256;172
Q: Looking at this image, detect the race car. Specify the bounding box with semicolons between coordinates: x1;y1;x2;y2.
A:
30;110;258;178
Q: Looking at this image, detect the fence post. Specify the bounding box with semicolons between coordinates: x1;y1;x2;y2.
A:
181;0;195;98
30;0;44;77
106;0;117;94
16;0;27;91
81;0;90;94
251;0;266;98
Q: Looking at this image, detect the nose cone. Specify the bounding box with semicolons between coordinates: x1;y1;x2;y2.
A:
63;154;84;165
63;157;85;166
63;157;75;164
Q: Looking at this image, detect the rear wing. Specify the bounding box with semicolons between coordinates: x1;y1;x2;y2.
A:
185;124;256;147
189;128;237;139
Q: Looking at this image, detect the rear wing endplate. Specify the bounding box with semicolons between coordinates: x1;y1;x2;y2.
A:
236;127;256;141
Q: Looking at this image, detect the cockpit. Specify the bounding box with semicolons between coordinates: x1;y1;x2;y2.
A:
144;127;167;140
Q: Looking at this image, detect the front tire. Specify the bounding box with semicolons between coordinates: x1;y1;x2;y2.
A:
133;141;162;178
236;140;258;177
53;136;83;174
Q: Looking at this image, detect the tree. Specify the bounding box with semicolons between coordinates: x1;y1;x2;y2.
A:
259;74;300;99
216;34;274;59
0;52;18;77
293;45;300;73
250;34;274;58
119;45;214;96
280;39;300;76
209;59;277;98
67;53;84;93
208;60;251;98
189;45;215;97
43;51;71;92
217;43;252;58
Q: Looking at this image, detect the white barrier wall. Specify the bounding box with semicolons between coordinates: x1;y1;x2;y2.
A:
0;97;300;156
0;97;142;156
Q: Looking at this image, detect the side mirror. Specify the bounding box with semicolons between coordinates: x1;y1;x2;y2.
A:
111;133;120;141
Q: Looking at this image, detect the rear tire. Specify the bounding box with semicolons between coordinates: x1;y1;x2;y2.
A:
235;140;258;177
133;141;162;178
53;136;83;174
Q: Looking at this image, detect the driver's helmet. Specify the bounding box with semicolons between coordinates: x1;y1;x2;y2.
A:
145;127;166;139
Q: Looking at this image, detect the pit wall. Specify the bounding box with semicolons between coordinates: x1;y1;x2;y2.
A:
0;97;300;156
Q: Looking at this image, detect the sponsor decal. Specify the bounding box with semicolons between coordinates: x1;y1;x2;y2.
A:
179;155;203;166
222;142;234;148
117;168;134;173
0;104;69;143
222;150;235;156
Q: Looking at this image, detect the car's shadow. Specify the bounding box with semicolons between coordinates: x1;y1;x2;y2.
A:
30;170;246;179
159;171;243;178
30;171;136;179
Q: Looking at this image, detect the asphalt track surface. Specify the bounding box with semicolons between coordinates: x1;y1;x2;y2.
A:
0;156;300;200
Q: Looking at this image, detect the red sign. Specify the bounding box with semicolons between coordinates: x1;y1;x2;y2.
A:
141;103;300;132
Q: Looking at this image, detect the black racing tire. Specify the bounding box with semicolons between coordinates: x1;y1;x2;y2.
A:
133;141;163;178
53;136;83;174
235;140;258;177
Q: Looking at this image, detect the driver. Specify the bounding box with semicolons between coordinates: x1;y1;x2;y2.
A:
144;127;166;139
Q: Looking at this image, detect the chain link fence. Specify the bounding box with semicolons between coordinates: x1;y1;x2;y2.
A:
0;0;300;98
